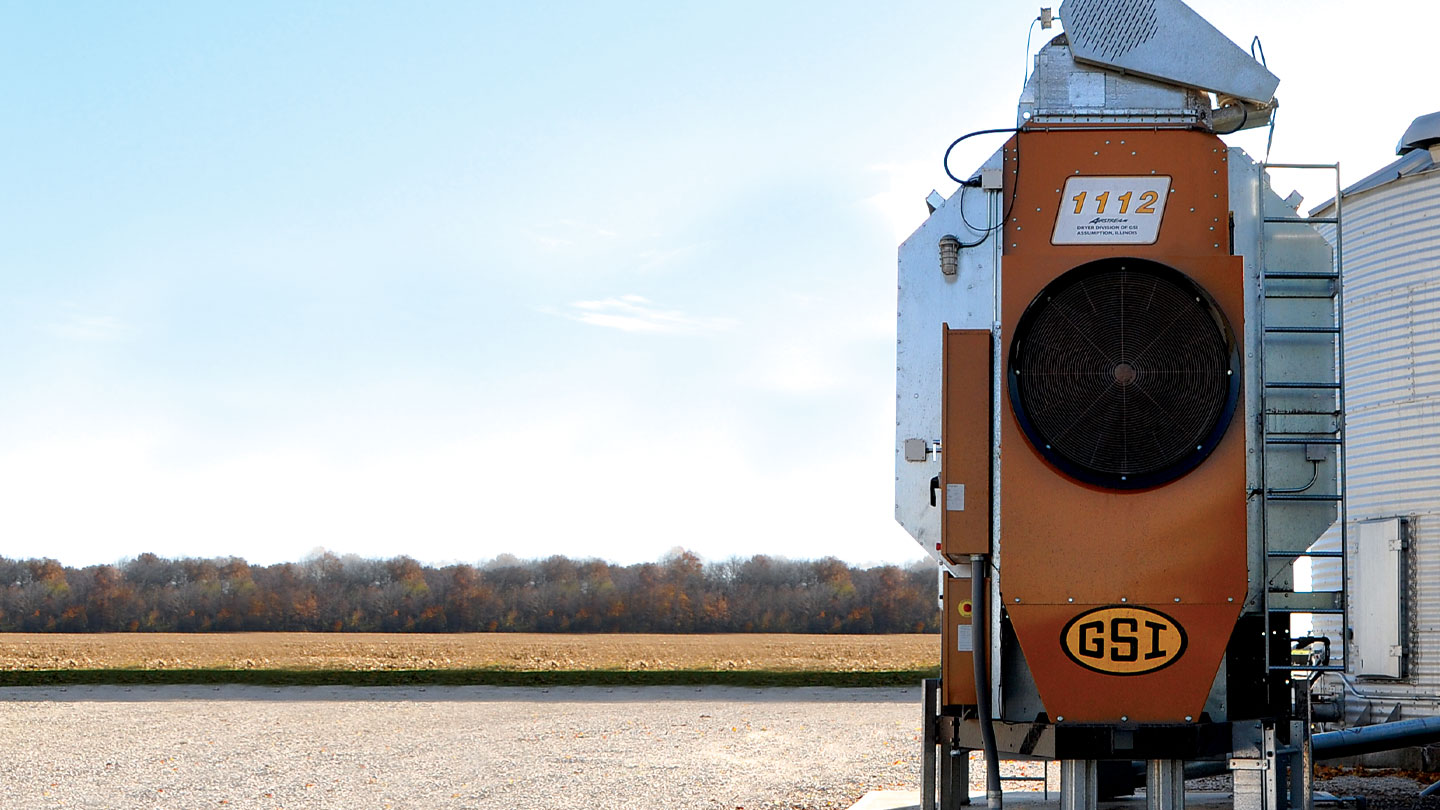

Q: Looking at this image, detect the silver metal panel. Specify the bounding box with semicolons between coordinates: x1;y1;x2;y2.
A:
1353;518;1406;678
1059;0;1279;104
1018;42;1207;126
1228;150;1268;612
1230;150;1340;607
895;149;1004;562
1309;162;1440;716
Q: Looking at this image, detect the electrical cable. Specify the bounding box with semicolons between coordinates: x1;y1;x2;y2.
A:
944;127;1023;246
1250;35;1267;67
1023;17;1040;87
1265;106;1279;165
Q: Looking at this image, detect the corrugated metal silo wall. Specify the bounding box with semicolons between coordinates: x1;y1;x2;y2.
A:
1312;168;1440;720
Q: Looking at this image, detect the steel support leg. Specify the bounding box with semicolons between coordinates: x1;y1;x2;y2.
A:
923;679;939;810
1233;721;1280;810
1060;760;1098;810
1146;760;1185;810
941;743;972;809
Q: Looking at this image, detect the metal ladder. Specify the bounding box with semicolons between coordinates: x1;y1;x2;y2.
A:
1255;163;1348;678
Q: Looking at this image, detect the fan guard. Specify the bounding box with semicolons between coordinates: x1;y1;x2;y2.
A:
1008;258;1240;490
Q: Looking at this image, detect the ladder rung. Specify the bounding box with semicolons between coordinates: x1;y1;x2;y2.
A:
1265;382;1339;389
1265;437;1341;445
1265;271;1339;280
1266;493;1342;501
1268;608;1345;615
1269;665;1346;672
1265;216;1339;225
1266;326;1340;334
1267;550;1343;558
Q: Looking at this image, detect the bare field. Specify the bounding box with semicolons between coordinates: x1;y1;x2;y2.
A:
0;633;940;672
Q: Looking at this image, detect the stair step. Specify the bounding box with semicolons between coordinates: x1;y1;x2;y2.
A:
1266;326;1341;334
1265;216;1339;225
1266;328;1341;337
1266;493;1342;501
1265;437;1341;445
1267;550;1343;558
1265;271;1340;280
1265;382;1340;389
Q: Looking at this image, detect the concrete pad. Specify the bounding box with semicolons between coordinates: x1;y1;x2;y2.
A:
848;790;921;810
848;791;1237;810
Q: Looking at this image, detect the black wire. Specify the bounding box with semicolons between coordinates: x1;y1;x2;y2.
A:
1023;17;1040;87
1250;35;1267;67
943;128;1023;245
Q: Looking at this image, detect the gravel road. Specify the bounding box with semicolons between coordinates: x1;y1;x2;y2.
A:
0;685;925;810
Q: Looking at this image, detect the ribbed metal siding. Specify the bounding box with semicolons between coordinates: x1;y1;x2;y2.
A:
1312;167;1440;718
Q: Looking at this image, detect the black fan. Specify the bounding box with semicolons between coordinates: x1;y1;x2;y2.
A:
1008;258;1240;490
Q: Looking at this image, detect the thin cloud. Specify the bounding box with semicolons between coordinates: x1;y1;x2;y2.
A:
46;313;131;343
554;294;735;335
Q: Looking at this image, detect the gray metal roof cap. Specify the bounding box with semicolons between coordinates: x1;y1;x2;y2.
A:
1397;111;1440;155
1059;0;1279;104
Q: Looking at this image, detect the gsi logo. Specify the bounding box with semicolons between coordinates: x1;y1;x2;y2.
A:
1059;606;1189;676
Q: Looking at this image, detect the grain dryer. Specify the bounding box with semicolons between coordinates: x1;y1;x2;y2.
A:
895;2;1348;808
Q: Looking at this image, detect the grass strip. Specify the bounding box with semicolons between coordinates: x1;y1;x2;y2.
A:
0;668;940;689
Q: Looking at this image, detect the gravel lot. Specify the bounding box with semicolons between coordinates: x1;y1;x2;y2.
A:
0;685;925;810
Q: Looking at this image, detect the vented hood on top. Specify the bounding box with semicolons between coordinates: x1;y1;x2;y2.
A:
1059;0;1279;104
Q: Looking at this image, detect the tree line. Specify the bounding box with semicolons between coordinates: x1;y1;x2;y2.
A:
0;550;940;634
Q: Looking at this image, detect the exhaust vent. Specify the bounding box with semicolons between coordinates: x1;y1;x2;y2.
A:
1065;0;1158;62
1008;258;1240;490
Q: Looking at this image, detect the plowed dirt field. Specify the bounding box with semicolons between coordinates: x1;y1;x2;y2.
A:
0;633;939;672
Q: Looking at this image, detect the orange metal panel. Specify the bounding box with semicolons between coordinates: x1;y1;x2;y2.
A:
1007;603;1239;723
942;573;982;706
995;128;1247;724
942;328;993;559
1000;128;1232;262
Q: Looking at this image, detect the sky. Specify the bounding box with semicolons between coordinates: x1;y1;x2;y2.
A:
0;1;1432;569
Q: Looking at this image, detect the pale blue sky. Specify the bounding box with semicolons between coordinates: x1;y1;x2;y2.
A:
0;1;1429;567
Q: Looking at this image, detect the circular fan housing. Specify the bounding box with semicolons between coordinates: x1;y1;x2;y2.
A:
1008;258;1240;490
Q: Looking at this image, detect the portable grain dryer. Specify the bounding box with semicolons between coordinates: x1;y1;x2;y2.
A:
895;2;1349;808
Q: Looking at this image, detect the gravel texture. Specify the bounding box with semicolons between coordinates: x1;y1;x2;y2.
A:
0;685;927;809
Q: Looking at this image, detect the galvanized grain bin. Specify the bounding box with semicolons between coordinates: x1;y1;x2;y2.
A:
1311;111;1440;722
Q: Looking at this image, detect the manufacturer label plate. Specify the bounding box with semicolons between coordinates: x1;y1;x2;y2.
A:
1052;176;1171;245
1060;605;1188;675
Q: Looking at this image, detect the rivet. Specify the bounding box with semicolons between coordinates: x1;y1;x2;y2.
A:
1067;597;1074;603
1185;716;1193;723
1120;597;1128;602
1228;597;1235;602
1014;597;1021;603
1174;597;1181;602
1121;716;1129;722
1057;716;1065;722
